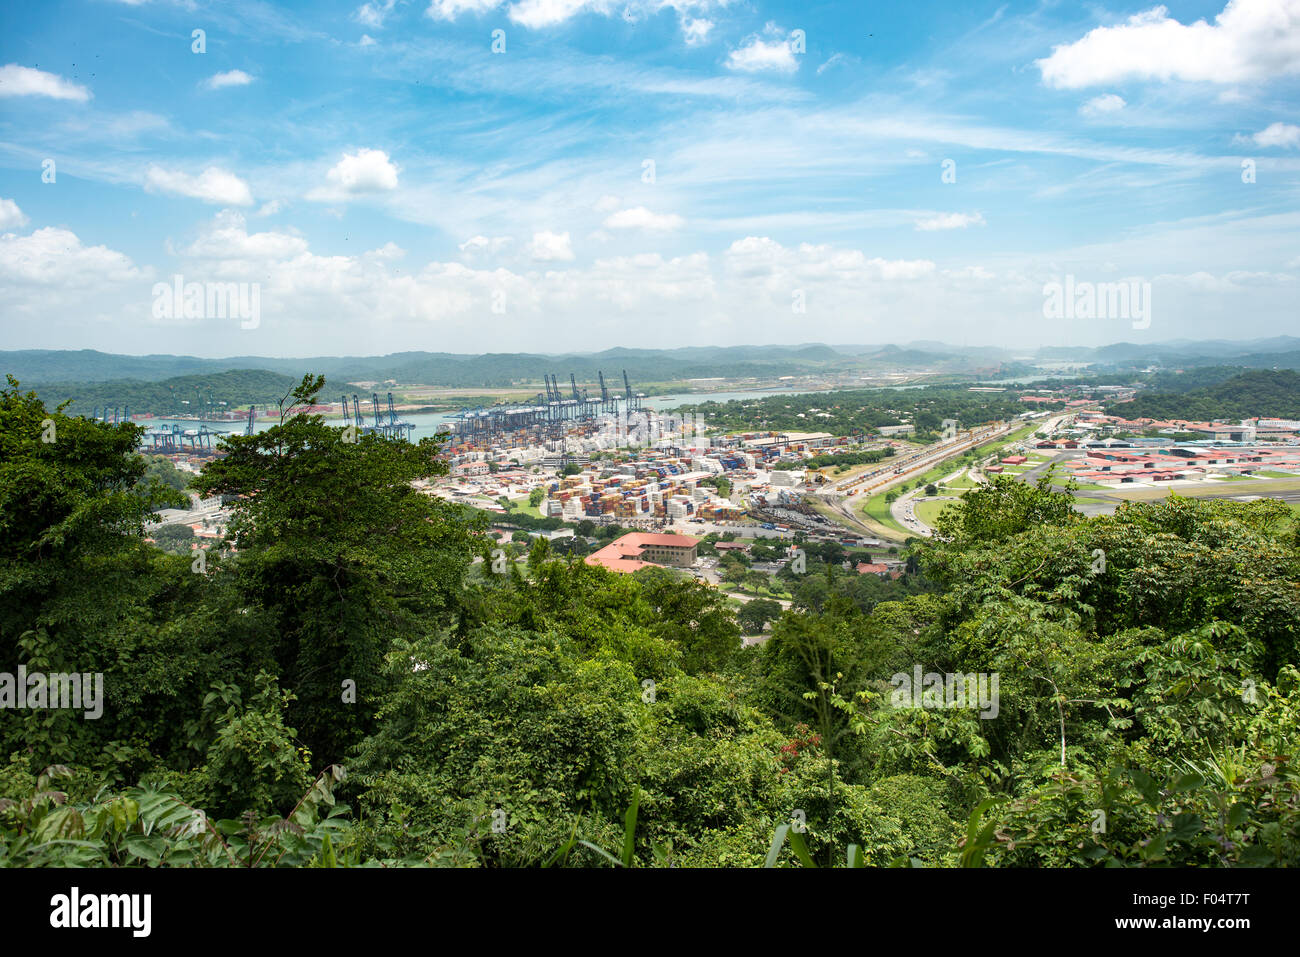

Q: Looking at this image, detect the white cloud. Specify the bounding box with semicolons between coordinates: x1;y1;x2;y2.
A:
0;64;91;101
1252;121;1300;148
256;199;284;216
508;0;612;29
1080;93;1126;116
355;0;397;28
724;236;935;281
594;194;621;213
565;251;714;309
359;34;378;46
602;206;685;231
726;35;798;74
427;0;505;20
179;210;309;260
144;165;255;206
365;241;407;260
306;148;400;201
0;198;29;230
8;206;1297;352
425;0;722;35
1036;1;1300;88
459;234;514;257
680;16;713;45
202;70;255;90
529;230;574;261
0;227;144;286
914;211;986;231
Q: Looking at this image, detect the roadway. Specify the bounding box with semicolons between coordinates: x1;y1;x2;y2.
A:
809;419;1018;541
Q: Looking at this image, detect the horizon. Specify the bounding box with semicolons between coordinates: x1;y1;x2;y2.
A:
5;332;1300;365
3;0;1299;355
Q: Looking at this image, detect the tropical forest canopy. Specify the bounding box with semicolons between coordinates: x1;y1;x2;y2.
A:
1;374;1297;867
1107;369;1300;422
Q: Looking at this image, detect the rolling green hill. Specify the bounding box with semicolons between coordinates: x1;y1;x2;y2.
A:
32;369;301;416
1108;369;1300;421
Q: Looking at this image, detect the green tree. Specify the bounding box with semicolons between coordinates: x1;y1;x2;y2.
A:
140;454;191;493
738;598;783;634
152;523;196;555
0;376;200;778
193;374;479;765
633;565;741;672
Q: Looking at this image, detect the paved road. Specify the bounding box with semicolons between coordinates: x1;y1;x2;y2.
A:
811;421;1022;542
889;465;966;536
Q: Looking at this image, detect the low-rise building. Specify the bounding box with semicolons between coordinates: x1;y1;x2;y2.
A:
585;532;700;573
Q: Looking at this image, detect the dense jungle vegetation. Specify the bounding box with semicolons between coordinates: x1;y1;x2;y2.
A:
2;374;1296;867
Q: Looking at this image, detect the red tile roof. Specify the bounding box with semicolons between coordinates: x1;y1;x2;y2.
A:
585;532;700;574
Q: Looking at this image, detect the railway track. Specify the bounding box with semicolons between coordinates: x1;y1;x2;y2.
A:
825;423;1008;498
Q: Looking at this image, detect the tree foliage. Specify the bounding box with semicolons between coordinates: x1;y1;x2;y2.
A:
2;374;1296;868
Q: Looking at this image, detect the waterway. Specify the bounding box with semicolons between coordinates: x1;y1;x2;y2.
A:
136;387;824;445
141;376;1055;447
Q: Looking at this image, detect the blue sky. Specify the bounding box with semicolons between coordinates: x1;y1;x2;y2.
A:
1;0;1298;357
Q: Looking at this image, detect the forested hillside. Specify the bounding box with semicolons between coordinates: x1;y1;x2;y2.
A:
31;369;301;417
1110;370;1300;421
1;345;975;391
2;374;1297;867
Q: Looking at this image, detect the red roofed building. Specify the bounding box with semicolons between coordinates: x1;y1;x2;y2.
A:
855;562;888;576
585;532;700;574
